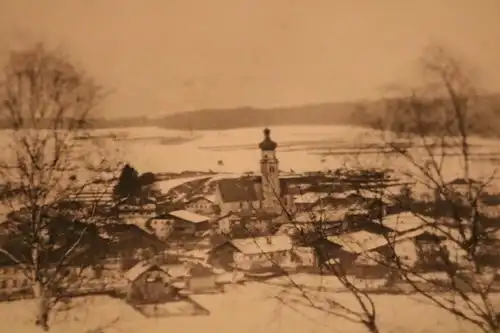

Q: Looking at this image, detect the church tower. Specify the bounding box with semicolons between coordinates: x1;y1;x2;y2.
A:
259;128;281;212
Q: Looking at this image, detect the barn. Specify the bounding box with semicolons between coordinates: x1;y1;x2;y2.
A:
125;261;180;305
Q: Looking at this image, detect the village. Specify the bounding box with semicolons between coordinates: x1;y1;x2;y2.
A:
0;127;499;318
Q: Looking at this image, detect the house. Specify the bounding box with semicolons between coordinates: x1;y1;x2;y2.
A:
293;247;317;268
185;195;219;216
289;237;356;274
217;210;278;236
162;210;212;237
187;263;218;293
98;223;168;269
124;261;179;305
214;129;295;216
291;208;350;234
292;192;329;212
326;228;426;277
209;235;293;272
0;265;31;297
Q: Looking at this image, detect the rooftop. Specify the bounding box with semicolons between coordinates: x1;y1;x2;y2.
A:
327;230;388;254
229;235;293;255
168;210;211;223
125;261;169;282
375;211;431;233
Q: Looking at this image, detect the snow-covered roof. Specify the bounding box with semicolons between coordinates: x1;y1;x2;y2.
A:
124;261;168;282
124;216;154;235
229;235;293;255
155;175;214;195
203;173;243;185
294;207;352;223
376;212;431;233
328;228;427;254
186;194;217;204
168;210;210;223
293;192;328;204
328;231;388;254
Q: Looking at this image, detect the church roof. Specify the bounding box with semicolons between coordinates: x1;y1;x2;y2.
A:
258;128;277;151
217;178;259;203
217;177;290;203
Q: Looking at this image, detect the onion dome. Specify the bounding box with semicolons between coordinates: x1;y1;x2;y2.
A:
258;128;277;151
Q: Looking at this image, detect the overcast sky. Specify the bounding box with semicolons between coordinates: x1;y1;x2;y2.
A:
1;0;499;118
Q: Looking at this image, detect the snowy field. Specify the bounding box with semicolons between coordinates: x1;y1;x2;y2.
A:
0;279;491;333
98;125;500;182
0;125;499;182
5;124;492;179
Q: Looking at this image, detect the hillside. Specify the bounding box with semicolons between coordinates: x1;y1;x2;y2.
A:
153;100;380;131
0;94;498;136
153;93;500;136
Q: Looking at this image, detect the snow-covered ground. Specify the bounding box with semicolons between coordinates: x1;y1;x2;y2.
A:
0;125;498;182
1;279;490;333
88;126;500;181
1;125;500;332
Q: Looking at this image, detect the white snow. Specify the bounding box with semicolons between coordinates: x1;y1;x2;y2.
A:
1;125;500;332
168;210;211;224
154;175;214;194
0;280;492;333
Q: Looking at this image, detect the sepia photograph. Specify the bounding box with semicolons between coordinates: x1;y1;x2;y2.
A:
0;1;500;332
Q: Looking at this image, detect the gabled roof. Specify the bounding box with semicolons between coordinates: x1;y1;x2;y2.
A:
217;176;291;203
125;261;169;282
168;210;211;223
327;231;387;254
217;178;259;203
229;235;293;255
185;194;217;205
375;212;430;234
327;228;427;254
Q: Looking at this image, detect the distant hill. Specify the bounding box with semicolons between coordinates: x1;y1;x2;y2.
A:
153;100;384;131
152;93;500;136
0;94;499;137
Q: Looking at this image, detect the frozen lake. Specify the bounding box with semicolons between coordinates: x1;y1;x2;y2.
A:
76;125;500;183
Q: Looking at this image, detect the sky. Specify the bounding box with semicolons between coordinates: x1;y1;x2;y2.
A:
0;0;499;118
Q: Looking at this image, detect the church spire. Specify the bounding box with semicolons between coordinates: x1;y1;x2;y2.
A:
259;128;277;151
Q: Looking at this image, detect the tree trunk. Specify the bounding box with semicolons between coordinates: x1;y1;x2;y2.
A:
33;280;50;331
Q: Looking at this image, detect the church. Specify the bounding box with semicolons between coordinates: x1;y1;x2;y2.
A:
214;128;295;217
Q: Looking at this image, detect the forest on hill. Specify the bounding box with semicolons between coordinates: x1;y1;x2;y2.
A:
0;94;499;137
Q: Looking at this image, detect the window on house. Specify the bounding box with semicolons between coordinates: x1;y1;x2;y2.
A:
269;167;275;173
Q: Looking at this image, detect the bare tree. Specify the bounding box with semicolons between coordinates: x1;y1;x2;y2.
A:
362;45;500;333
245;45;500;333
243;170;381;333
0;44;118;330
